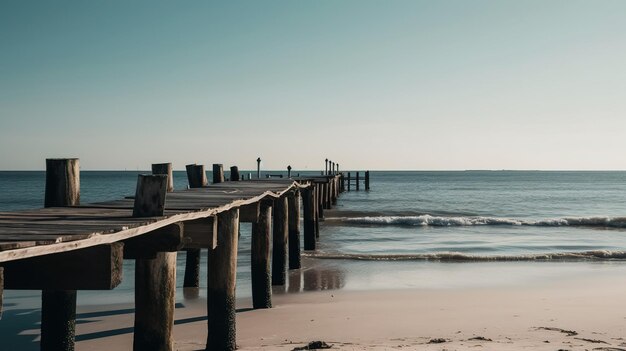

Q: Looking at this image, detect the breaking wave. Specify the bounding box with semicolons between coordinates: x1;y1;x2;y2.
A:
328;215;626;228
303;250;626;262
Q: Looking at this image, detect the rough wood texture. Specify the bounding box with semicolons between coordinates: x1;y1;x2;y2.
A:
152;163;174;192
251;202;272;308
184;164;206;289
42;158;80;351
124;223;183;259
302;187;316;251
41;290;76;351
185;164;207;188
271;197;288;285
133;252;177;351
0;179;302;263
133;175;168;218
2;243;123;290
206;209;239;351
239;203;260;223
182;218;216;249
45;158;80;207
229;166;240;182
288;192;301;269
132;177;175;351
0;267;3;317
212;164;224;184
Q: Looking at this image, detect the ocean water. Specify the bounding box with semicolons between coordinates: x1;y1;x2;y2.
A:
3;170;626;343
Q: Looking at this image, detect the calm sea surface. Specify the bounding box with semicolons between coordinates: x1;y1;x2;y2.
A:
3;170;626;333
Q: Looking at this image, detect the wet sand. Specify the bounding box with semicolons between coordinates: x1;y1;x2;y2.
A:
65;262;626;351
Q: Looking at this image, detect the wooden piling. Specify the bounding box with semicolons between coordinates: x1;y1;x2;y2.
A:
212;164;224;184
206;209;239;351
302;186;316;250
133;174;176;351
365;170;370;190
183;165;206;289
325;159;328;175
256;157;261;178
185;164;208;188
347;172;351;191
272;197;288;285
151;163;174;192
356;172;360;191
251;202;272;308
42;158;79;351
287;191;301;269
0;267;3;318
314;184;320;238
229;166;240;181
287;165;292;178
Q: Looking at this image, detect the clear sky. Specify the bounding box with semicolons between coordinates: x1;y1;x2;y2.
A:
1;1;625;170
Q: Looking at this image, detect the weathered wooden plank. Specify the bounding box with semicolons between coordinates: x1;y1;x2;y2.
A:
124;223;183;259
0;181;302;263
2;243;123;290
239;203;259;223
181;217;216;249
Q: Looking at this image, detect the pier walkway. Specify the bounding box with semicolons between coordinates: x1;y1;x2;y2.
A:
0;159;351;351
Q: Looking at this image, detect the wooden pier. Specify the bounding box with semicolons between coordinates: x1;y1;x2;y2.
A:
0;158;364;351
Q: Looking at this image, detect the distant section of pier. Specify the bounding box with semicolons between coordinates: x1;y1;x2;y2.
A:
0;157;370;351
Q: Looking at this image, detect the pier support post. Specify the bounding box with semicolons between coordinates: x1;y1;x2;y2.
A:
325;159;328;175
42;158;80;351
132;174;177;351
256;157;261;178
0;267;3;318
302;187;316;250
206;209;239;351
365;171;370;190
183;164;207;290
212;164;224;184
229;166;240;181
287;165;292;178
347;172;351;191
356;172;360;191
251;202;272;308
314;184;320;238
288;191;301;269
272;197;288;285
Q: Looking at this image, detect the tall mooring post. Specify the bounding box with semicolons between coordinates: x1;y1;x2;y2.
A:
365;170;370;191
257;157;261;178
152;163;174;192
183;164;207;291
212;164;224;184
356;172;360;191
230;166;240;181
132;174;180;351
42;158;80;351
287;165;292;178
325;159;328;175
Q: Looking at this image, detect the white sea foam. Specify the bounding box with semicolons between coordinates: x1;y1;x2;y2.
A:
331;215;626;228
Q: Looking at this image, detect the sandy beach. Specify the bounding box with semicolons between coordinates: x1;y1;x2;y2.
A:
44;263;624;351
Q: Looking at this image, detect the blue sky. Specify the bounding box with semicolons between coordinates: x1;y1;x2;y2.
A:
1;1;625;170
